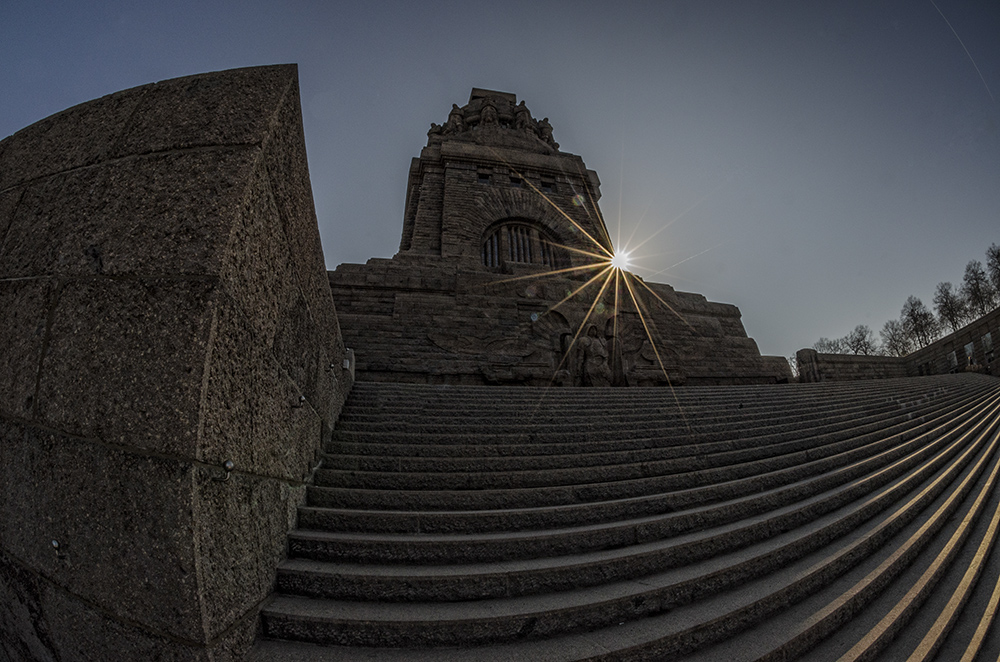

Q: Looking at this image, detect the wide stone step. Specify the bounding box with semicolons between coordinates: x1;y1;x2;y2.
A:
327;396;966;461
341;374;968;405
252;374;1000;660
306;392;994;514
328;379;981;441
279;408;999;602
335;378;962;418
325;391;975;456
316;387;986;485
314;405;979;493
262;408;1000;649
333;388;935;430
291;397;994;562
682;411;1000;662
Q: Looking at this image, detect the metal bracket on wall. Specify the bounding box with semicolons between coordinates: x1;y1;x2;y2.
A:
214;460;235;482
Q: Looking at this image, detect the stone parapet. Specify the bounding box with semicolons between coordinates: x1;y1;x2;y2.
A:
796;348;909;383
796;307;999;383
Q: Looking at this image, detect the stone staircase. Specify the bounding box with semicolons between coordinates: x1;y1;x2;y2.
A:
250;373;1000;660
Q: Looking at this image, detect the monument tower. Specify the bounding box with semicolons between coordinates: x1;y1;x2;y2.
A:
329;88;789;386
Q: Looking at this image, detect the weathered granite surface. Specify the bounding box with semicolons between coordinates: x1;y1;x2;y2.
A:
330;89;789;386
0;65;351;659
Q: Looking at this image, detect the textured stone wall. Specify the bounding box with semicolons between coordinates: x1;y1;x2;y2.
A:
796;348;909;383
0;65;350;659
330;258;791;386
906;307;1000;377
796;308;1000;383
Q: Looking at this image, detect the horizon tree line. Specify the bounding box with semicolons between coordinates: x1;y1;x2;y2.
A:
812;243;1000;358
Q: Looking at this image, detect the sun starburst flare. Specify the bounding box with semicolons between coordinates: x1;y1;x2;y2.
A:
478;149;714;433
610;251;631;271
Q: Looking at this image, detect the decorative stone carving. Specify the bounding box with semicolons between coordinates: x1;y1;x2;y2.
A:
538;117;558;149
577;325;612;387
514;100;533;133
425;89;560;153
443;104;465;134
480;101;498;126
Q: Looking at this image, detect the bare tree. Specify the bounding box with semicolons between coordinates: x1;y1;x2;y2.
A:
933;281;968;333
900;296;939;348
880;318;913;357
814;336;847;354
844;324;879;355
961;260;998;318
987;243;1000;295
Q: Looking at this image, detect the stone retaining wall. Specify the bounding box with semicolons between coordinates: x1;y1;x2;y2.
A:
0;65;350;660
796;307;1000;383
795;349;908;383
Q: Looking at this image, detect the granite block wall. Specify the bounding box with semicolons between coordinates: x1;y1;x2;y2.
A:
0;65;350;660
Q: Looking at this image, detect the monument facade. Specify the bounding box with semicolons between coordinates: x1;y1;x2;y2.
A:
329;89;790;386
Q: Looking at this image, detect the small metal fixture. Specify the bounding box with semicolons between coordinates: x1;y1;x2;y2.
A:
214;460;235;482
293;395;306;408
52;539;67;560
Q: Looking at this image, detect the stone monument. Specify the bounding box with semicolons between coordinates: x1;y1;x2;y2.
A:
329;88;790;386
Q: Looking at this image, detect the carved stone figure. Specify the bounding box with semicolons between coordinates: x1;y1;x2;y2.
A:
577;325;612;387
427;122;443;137
514;101;532;132
444;104;465;134
480;101;498;125
538;117;557;148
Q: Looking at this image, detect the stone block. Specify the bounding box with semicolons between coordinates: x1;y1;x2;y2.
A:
0;90;142;192
192;467;302;641
0;421;202;641
0;148;256;279
273;290;322;401
0;187;23;247
0;64;348;659
218;159;297;350
111;64;297;157
199;296;321;479
261;78;336;324
35;278;216;457
0;279;54;419
1;542;260;660
0;549;57;662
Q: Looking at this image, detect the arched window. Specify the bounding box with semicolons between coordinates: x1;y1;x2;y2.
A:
481;221;565;269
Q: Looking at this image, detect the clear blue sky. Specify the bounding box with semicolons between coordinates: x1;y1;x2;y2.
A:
3;1;998;358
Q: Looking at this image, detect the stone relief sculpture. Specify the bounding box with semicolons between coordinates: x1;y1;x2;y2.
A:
444;103;465;134
514;100;532;132
480;101;498;126
538;117;558;148
425;91;560;153
576;325;613;387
